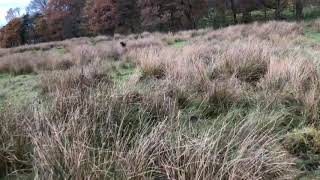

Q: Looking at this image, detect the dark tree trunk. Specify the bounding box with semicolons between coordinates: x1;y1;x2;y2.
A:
275;0;281;19
242;11;251;23
222;9;226;25
230;0;237;23
295;0;303;20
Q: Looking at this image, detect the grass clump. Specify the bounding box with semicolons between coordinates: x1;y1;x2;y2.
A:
129;47;167;79
0;52;74;75
212;39;270;84
40;64;110;95
311;18;320;32
0;104;33;178
258;57;320;123
285;127;320;155
284;127;320;171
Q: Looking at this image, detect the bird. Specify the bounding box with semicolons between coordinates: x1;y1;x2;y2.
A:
120;41;127;47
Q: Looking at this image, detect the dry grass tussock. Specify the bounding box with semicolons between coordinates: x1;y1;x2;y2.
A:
2;78;297;179
311;18;320;32
0;51;74;74
203;21;303;45
0;42;122;74
0;41;70;58
0;48;7;57
40;65;110;95
1;21;318;179
258;57;320;121
212;38;271;83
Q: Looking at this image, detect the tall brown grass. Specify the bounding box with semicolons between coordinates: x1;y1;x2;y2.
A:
311;18;320;32
0;104;32;177
213;39;271;83
20;74;298;179
1;21;317;179
258;56;320;122
0;52;73;74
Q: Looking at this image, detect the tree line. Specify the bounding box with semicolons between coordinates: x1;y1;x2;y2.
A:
0;0;319;48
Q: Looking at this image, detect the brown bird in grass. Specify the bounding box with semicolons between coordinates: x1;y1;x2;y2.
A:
120;41;126;47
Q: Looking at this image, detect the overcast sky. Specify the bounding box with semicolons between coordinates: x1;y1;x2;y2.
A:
0;0;31;26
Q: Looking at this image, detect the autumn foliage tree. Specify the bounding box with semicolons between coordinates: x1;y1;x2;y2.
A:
138;0;208;31
34;14;48;42
85;0;117;35
21;13;48;44
46;0;86;40
116;0;140;34
0;18;23;48
1;0;320;48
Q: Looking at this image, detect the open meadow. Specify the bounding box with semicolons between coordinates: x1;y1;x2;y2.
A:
1;20;320;179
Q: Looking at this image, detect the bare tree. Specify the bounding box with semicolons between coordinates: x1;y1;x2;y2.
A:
26;0;48;14
5;8;21;22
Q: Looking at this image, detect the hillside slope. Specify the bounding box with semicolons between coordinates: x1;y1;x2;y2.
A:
1;20;320;179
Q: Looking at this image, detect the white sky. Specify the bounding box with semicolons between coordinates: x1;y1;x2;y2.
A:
0;0;31;26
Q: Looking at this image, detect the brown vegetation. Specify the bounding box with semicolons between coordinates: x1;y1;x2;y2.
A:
1;0;320;48
1;21;319;179
311;18;320;32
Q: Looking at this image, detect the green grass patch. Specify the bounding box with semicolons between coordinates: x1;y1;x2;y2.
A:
299;170;320;180
304;27;320;43
165;38;188;48
171;40;187;48
0;74;40;108
51;47;67;55
166;39;187;48
110;61;138;83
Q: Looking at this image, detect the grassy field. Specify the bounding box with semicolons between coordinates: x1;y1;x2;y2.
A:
1;19;320;179
0;74;39;107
